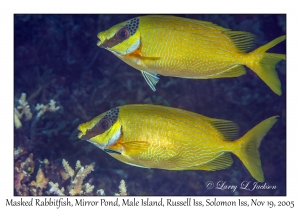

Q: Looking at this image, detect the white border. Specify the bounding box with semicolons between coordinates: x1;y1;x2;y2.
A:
1;0;298;209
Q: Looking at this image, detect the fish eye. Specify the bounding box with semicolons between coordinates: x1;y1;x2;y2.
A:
100;118;110;130
117;28;130;40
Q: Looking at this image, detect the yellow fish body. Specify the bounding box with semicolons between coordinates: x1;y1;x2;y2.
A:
78;104;278;182
97;15;286;95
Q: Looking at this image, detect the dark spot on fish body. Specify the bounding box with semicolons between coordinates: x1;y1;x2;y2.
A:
126;18;139;35
106;107;119;124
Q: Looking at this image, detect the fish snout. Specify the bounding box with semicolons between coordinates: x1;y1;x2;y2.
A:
78;131;86;140
97;40;104;48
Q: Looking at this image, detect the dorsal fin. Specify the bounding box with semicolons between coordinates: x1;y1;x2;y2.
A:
223;31;255;53
208;118;239;141
171;109;240;141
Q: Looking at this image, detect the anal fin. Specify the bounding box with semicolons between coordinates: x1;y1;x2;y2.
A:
183;65;246;79
187;152;233;171
141;71;160;91
211;65;246;78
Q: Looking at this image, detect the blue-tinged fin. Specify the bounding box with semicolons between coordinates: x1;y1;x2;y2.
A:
141;70;160;91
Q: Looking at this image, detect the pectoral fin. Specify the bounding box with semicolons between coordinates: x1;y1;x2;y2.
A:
105;141;149;157
122;141;150;151
141;71;160;91
139;56;160;60
121;141;150;156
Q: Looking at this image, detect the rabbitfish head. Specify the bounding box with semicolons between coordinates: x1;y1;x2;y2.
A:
97;17;141;56
78;107;122;150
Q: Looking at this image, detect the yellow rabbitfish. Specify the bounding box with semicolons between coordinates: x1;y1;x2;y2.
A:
97;15;286;95
78;104;278;182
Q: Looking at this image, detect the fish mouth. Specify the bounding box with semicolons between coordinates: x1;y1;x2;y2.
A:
78;131;106;149
78;131;84;139
97;40;105;48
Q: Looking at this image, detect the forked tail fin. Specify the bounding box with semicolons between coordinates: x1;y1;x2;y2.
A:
247;35;286;95
233;116;279;182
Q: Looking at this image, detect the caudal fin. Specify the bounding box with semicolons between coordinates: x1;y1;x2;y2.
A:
233;116;279;182
248;35;286;95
